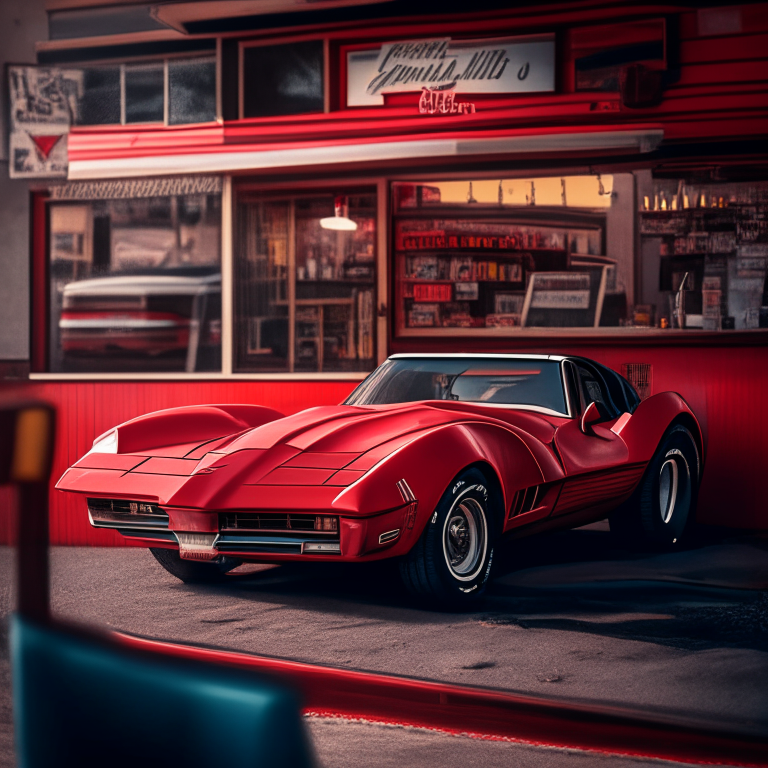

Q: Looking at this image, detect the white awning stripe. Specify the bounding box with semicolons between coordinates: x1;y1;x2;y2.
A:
67;130;664;180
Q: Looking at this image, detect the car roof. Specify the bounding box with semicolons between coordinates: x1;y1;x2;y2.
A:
388;353;566;361
62;273;221;296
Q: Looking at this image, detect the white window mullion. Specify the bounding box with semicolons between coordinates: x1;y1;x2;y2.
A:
221;175;234;375
215;38;223;122
119;64;126;125
163;59;170;126
376;178;388;365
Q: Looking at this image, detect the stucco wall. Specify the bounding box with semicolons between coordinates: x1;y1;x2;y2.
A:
0;0;47;361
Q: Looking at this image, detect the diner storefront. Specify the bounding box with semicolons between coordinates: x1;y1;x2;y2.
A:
3;0;767;543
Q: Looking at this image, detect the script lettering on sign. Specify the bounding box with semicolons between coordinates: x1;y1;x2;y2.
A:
347;35;554;106
418;87;476;115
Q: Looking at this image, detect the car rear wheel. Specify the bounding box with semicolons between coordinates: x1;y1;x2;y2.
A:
399;468;496;609
610;425;699;548
150;547;242;583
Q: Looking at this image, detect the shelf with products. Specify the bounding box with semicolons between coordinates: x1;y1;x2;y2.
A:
393;209;616;334
641;179;768;331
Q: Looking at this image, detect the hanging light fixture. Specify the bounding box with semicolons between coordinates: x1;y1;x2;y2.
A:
320;196;357;231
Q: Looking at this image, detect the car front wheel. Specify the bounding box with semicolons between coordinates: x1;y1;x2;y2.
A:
400;468;496;609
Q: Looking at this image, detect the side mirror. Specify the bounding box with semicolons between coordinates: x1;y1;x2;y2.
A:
580;401;602;435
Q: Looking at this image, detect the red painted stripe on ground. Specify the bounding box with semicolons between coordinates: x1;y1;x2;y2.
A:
115;631;768;767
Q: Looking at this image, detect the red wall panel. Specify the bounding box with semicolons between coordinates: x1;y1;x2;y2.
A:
389;342;768;531
0;380;356;546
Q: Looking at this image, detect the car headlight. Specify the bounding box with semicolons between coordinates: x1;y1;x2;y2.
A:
87;429;118;455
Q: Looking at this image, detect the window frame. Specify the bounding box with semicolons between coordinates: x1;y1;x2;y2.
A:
390;174;615;340
30;175;388;381
71;53;218;129
233;181;385;375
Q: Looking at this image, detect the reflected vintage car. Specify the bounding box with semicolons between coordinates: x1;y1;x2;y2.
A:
58;267;221;369
56;354;704;607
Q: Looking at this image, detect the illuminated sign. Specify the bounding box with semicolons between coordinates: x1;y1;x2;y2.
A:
418;87;476;115
347;35;555;107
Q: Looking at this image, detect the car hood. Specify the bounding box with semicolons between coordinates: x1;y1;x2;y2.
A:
57;400;561;508
217;401;557;457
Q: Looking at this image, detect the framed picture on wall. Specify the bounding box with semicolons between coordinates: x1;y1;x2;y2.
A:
521;268;607;328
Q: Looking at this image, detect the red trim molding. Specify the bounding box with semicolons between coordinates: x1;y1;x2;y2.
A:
30;192;49;373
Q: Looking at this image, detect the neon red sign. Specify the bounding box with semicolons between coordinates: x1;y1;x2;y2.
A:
418;87;476;115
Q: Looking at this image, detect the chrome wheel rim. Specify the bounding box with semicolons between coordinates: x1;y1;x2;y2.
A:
659;457;679;524
443;496;487;581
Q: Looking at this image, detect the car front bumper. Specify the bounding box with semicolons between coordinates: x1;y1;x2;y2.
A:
85;497;415;563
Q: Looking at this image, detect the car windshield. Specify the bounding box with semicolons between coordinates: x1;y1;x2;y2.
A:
345;357;567;414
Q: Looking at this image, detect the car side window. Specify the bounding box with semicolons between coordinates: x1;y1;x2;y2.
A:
576;365;611;419
594;363;632;414
563;361;581;417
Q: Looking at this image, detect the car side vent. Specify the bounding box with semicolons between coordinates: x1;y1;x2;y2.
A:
621;363;652;400
509;484;546;519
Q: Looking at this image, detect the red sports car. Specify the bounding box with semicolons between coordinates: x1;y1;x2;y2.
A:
56;354;703;607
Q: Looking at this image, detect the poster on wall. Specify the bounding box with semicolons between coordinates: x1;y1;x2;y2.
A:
347;35;555;107
8;65;82;179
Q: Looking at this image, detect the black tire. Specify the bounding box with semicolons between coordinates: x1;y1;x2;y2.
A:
399;468;497;609
150;547;242;584
610;425;700;549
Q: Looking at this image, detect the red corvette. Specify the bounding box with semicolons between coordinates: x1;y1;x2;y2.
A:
56;354;704;607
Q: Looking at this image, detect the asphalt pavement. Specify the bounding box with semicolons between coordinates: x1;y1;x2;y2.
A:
1;524;767;767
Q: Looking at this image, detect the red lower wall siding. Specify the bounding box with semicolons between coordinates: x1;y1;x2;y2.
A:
0;380;357;546
391;342;768;531
0;344;766;546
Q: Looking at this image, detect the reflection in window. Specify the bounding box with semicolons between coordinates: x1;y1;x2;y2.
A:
75;67;120;125
169;58;216;125
346;357;567;415
236;201;290;371
124;63;164;123
242;41;324;118
235;192;376;373
73;57;216;126
49;195;221;373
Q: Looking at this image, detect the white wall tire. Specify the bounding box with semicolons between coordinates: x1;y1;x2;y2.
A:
400;468;497;609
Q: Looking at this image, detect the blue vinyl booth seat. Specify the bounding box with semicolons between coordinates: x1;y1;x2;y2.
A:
12;615;315;768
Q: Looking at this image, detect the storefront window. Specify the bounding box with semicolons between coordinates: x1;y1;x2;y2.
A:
393;177;626;335
639;179;768;330
235;191;377;372
49;194;222;372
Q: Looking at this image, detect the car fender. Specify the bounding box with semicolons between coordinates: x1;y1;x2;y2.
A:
331;421;547;547
619;392;704;468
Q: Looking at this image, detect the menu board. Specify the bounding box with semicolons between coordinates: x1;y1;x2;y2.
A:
521;268;607;328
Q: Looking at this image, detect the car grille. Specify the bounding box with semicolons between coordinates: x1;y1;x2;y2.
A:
87;498;169;530
220;512;334;534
